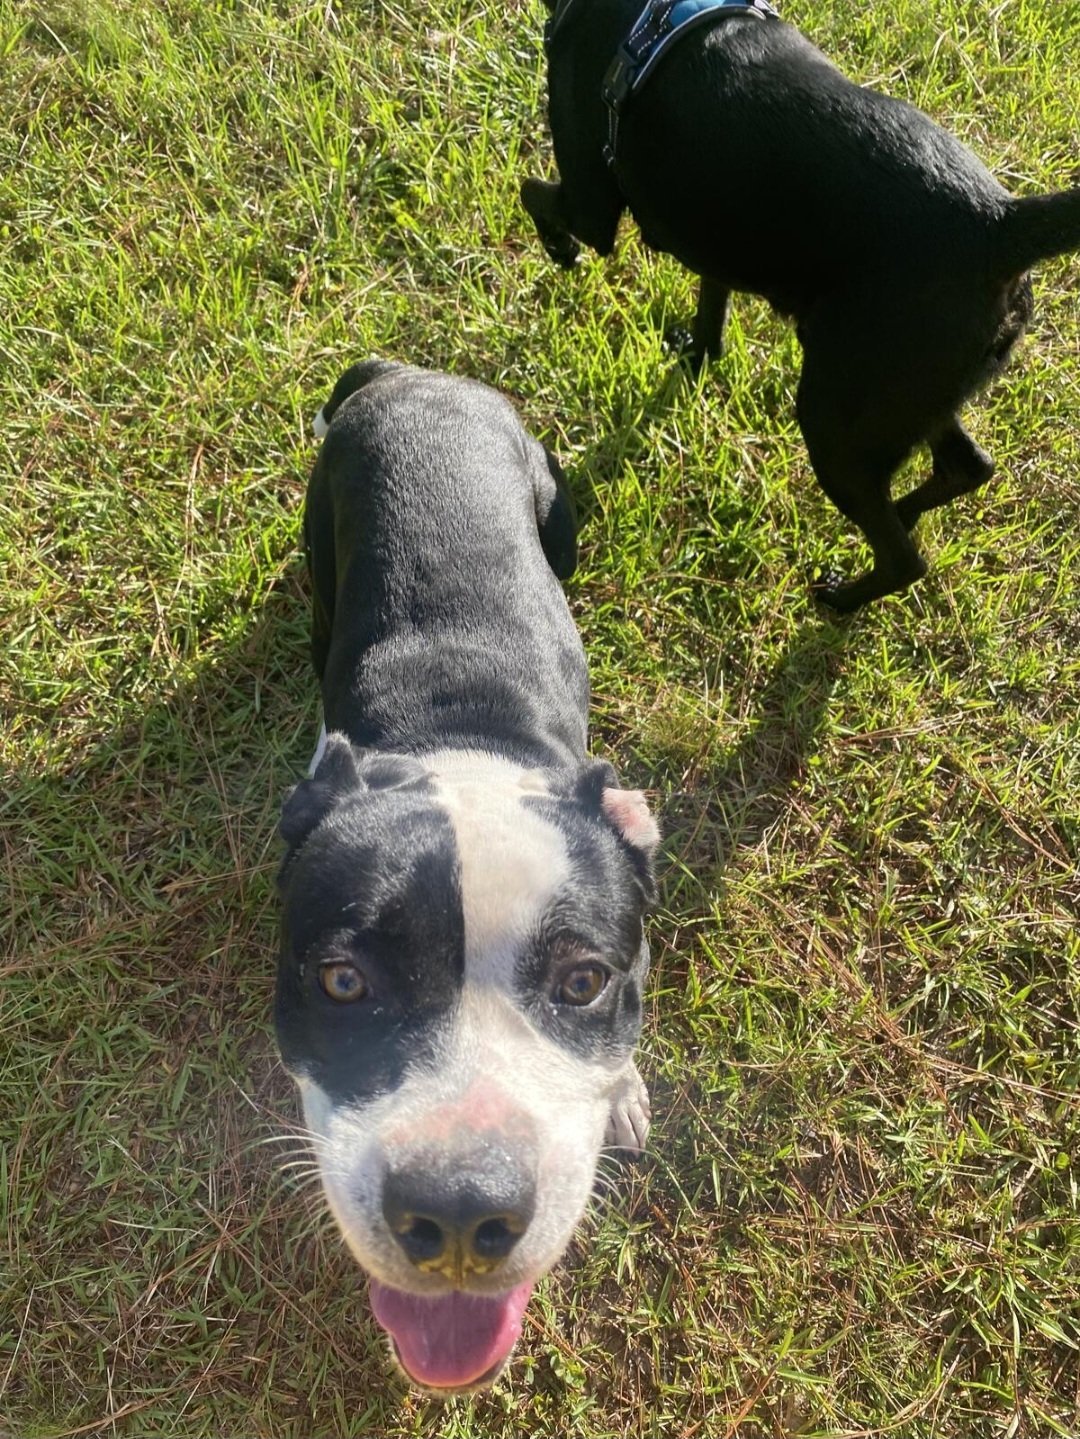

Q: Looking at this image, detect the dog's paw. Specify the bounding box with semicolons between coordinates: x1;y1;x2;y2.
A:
664;323;695;356
604;1063;651;1154
543;235;580;270
810;569;865;614
664;325;718;378
812;554;925;612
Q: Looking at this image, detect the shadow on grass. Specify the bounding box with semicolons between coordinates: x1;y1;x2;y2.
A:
692;611;846;863
0;566;429;1435
543;346;849;874
559;360;696;527
7;541;737;1435
1;379;836;1434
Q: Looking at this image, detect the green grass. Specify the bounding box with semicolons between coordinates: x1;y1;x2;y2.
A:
2;0;1080;1433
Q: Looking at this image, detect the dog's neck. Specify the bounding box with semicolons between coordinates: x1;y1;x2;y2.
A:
549;0;779;49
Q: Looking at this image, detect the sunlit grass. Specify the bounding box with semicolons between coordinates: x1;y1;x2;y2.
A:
2;0;1079;1434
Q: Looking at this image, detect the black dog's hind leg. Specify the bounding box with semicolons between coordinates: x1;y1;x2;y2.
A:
520;177;582;269
668;277;731;375
810;468;927;613
895;417;995;531
796;365;928;612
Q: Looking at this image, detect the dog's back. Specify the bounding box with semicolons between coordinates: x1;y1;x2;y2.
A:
528;1;1080;608
621;22;1010;311
306;363;586;766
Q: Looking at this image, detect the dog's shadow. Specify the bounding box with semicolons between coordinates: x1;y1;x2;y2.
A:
558;354;706;528
664;613;844;889
626;614;847;1171
543;337;844;862
0;565;385;1428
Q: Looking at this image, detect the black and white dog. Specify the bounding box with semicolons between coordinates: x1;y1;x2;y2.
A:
522;0;1080;610
275;360;659;1393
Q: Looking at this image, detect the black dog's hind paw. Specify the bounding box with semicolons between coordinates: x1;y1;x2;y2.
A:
810;569;865;614
812;557;926;612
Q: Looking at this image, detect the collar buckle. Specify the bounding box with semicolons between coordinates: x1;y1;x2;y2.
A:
601;49;635;114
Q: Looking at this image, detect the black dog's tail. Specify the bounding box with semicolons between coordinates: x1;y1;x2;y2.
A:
995;188;1080;276
313;358;399;438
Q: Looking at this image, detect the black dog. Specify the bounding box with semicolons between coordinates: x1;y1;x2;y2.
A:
275;360;659;1393
522;0;1080;610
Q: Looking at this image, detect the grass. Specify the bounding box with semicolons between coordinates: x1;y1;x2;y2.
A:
2;0;1079;1433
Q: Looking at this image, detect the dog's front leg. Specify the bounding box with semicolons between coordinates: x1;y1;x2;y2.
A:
691;278;731;365
520;177;582;269
604;1061;651;1154
669;276;732;375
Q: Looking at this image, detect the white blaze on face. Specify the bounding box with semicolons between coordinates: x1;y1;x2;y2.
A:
418;752;618;1268
295;750;627;1295
428;751;570;981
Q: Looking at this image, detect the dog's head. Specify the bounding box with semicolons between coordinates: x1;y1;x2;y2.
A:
275;732;659;1392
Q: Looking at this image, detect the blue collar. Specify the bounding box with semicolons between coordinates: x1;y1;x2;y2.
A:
597;0;780;168
545;0;777;54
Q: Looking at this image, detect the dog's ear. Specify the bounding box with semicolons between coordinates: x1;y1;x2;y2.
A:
315;358;400;437
280;732;364;850
577;760;661;902
600;786;661;861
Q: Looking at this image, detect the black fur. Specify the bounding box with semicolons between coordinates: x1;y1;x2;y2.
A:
522;1;1080;610
277;362;659;1107
303;362;584;762
275;785;466;1105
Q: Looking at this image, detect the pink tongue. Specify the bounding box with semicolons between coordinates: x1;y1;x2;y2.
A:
369;1280;534;1390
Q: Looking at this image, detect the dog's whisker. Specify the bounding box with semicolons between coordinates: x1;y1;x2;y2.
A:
254;1122;332;1149
252;1129;323;1149
275;1161;327;1181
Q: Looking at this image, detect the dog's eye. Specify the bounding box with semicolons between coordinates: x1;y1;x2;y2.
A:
319;961;369;1003
554;964;609;1007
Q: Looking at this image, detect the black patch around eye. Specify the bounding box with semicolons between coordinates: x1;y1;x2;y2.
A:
516;921;646;1064
275;795;465;1105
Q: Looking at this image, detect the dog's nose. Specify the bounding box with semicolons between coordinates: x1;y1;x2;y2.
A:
382;1145;536;1279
